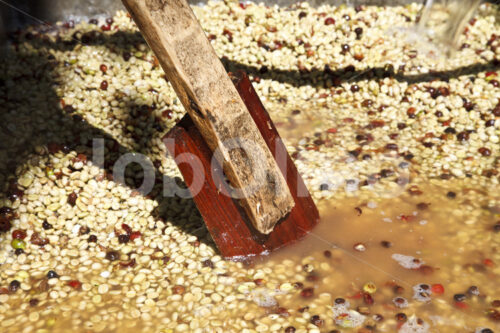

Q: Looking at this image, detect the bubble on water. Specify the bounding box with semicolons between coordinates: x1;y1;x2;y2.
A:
392;254;424;269
399;315;430;333
250;288;277;308
392;297;409;308
332;302;365;328
412;284;432;302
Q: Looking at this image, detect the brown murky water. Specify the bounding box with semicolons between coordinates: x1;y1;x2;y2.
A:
258;181;499;332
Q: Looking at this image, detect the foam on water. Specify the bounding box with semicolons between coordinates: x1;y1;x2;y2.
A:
250;288;278;307
412;284;432;302
399;316;430;333
391;253;424;269
332;302;365;328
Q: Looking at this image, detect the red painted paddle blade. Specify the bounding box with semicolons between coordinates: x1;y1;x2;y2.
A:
163;71;319;259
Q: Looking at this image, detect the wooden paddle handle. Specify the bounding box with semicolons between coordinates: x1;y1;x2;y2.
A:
121;0;294;234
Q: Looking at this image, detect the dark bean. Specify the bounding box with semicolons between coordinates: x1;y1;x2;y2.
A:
78;226;89;235
310;315;324;327
350;84;360;92
434;111;443;117
427;87;436;97
172;285;185;295
416;202;429;210
324;17;335;25
68;192;78;206
105;17;114;25
353;53;364;61
349;149;361;157
478;147;491;156
323;250;332;258
493;105;500;117
30;232;49;246
285;327;296;333
361;99;373;107
394;297;406;305
99;64;107;73
319;183;329;191
29;298;39;307
487;309;500;321
300;287;314;298
420;284;430;291
438;87;450;96
480;329;494;333
298;11;307;19
253;278;264;286
404;153;414;161
88;234;97;242
341;44;350;53
363;292;374;305
100;80;108;90
440;173;452;180
380;169;394;178
491;300;500;307
444;127;456;134
454;293;466;302
89;18;98;25
123;52;131;61
105;250;120;261
15;248;24;255
490;79;499;87
456;131;469;141
42;221;52;230
362;154;371;160
354;27;363;39
373;314;384;322
306;272;319;282
202;259;214;268
393;285;405;294
395;313;407;322
118;234;129;244
446;191;456;199
494;222;500;233
397;122;406;129
380;240;392;248
467;286;479;295
463;100;474;111
9;280;20;292
385;143;398;150
485;119;495;127
335;297;346;304
47;270;59;279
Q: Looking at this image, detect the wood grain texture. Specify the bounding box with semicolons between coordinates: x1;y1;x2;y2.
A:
122;0;294;234
164;72;320;258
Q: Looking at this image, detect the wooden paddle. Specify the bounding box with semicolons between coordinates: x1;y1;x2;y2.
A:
122;0;319;258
